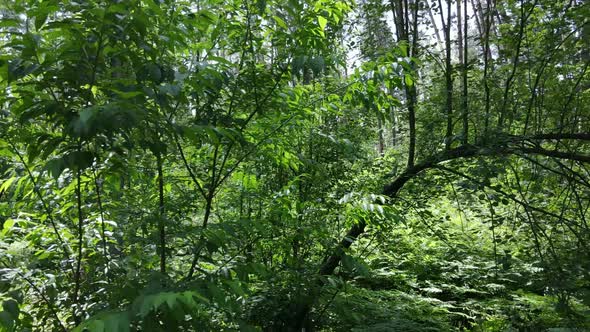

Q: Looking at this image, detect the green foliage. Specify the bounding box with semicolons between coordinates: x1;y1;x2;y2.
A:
0;0;589;331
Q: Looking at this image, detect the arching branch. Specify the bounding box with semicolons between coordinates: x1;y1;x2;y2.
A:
292;133;590;326
320;133;590;276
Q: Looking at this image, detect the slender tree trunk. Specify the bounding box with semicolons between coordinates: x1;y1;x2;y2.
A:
409;0;419;162
470;0;484;40
378;117;385;155
427;1;443;46
403;0;410;38
391;0;418;167
473;0;493;59
460;0;469;144
407;85;417;167
186;189;215;280
391;0;405;41
498;0;536;129
438;0;453;149
458;0;464;66
157;153;166;275
483;0;492;140
73;164;84;325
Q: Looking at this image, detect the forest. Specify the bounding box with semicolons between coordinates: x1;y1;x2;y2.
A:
0;0;589;331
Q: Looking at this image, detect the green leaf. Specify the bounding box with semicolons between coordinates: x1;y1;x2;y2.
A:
404;74;413;87
2;300;18;318
79;107;95;125
2;219;16;234
0;177;17;193
104;312;130;332
73;311;129;332
0;311;14;330
181;291;208;305
165;293;178;310
342;254;369;277
144;0;164;15
0;57;8;82
273;16;288;30
138;296;153;318
193;9;217;31
45;158;66;180
87;319;105;332
65;151;95;171
0;18;20;28
207;56;232;66
317;16;327;32
113;89;143;99
35;13;48;30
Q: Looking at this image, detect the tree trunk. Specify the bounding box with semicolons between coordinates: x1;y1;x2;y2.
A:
157;153;166;275
483;0;492;140
460;0;469;144
378;117;385;155
438;0;453;149
427;1;443;46
390;0;418;167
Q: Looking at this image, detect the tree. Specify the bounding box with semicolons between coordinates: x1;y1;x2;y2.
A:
0;0;588;331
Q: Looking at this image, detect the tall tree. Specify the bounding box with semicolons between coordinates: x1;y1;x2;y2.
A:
390;0;420;167
0;0;588;331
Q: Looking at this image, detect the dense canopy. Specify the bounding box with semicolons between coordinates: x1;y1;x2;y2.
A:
0;0;589;331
